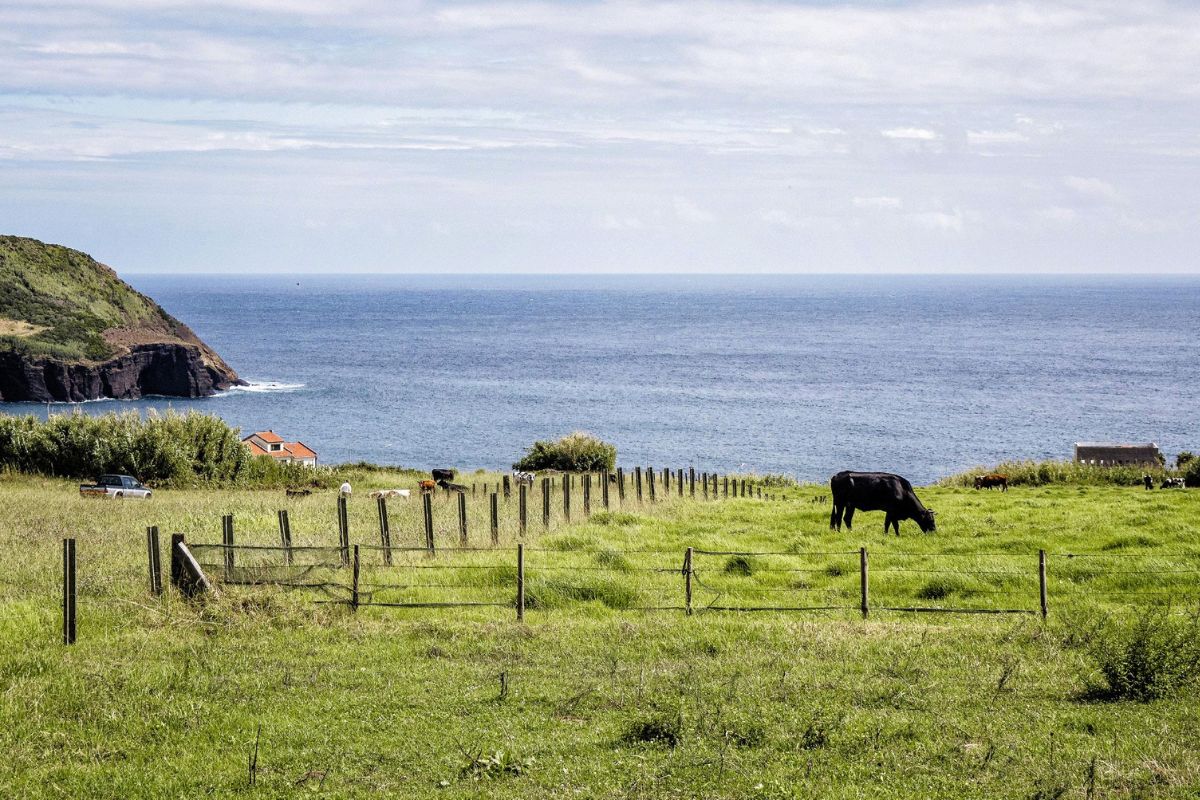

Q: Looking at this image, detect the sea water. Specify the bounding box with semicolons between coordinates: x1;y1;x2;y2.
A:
5;274;1197;484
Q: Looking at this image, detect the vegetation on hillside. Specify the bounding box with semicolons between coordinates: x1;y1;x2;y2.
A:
940;458;1183;488
513;431;617;472
0;410;419;489
0;235;196;361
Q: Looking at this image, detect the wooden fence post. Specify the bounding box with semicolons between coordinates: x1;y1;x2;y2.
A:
702;472;709;499
663;468;670;492
278;510;293;566
170;534;218;598
351;545;360;611
542;478;552;527
146;526;162;596
458;492;469;545
689;468;695;496
516;543;525;622
684;546;693;616
723;476;729;497
602;470;610;509
170;533;185;589
648;467;656;502
63;537;76;645
377;496;392;566
617;467;625;502
423;492;435;553
635;467;643;503
221;514;235;581
337;496;350;567
583;473;591;515
677;469;684;497
860;547;869;619
503;475;512;499
519;485;528;536
563;475;571;523
1039;549;1048;619
490;493;500;545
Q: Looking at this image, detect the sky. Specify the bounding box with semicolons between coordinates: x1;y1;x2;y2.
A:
1;0;1199;274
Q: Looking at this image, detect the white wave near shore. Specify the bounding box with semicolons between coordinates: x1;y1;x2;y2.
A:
221;380;306;395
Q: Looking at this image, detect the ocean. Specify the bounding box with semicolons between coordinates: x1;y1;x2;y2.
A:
6;274;1198;484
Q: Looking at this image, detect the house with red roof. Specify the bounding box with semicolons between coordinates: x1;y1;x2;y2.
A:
242;430;318;466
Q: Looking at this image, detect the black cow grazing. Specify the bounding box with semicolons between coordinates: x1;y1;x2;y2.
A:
1161;477;1185;489
829;471;936;536
431;468;455;482
437;479;468;493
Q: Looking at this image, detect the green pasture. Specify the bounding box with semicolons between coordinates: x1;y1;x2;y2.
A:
1;473;1198;798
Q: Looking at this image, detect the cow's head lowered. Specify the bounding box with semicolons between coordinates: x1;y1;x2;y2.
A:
916;508;937;533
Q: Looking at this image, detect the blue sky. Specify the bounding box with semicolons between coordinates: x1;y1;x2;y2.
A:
1;1;1199;273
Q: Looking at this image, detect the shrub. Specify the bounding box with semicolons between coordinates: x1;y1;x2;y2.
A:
1184;458;1200;488
0;410;251;487
1176;451;1195;470
1087;608;1200;701
940;460;1171;488
513;431;616;472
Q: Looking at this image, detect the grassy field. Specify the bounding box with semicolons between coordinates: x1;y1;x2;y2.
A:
1;471;1198;798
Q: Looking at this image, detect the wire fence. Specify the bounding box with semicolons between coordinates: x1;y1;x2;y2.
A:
176;537;1200;619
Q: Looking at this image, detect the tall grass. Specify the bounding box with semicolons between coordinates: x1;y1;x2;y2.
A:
940;459;1175;488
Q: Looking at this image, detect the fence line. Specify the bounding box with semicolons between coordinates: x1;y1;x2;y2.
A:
162;534;1200;622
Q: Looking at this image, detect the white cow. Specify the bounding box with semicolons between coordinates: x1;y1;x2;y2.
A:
369;489;411;499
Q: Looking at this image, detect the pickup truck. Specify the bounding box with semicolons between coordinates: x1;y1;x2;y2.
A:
79;474;153;499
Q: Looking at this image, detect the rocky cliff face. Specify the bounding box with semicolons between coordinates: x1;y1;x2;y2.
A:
0;343;244;402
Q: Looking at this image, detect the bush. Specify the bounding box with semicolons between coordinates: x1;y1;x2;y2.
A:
0;410;372;489
1176;451;1195;470
940;460;1172;488
0;410;251;487
513;431;616;472
1184;458;1200;488
1087;608;1200;701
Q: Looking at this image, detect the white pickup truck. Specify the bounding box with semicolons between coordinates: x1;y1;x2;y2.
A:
79;474;153;499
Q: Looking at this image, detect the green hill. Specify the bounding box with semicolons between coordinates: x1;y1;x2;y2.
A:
0;235;242;401
0;235;197;361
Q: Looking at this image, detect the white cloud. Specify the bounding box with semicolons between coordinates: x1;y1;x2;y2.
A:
967;130;1029;145
672;196;714;224
853;196;902;209
1065;176;1122;203
882;127;939;141
760;209;804;229
597;213;643;231
1037;206;1078;224
907;210;964;232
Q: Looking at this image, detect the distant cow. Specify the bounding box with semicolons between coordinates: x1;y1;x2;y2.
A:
369;489;411;500
285;488;312;498
830;471;936;536
973;474;1008;492
437;479;468;494
418;479;437;494
512;470;535;486
1161;477;1186;489
1144;474;1154;491
431;468;455;482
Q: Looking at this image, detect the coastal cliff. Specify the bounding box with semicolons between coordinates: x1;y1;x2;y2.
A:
0;236;244;402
